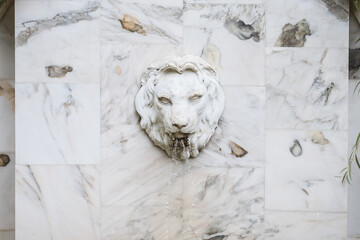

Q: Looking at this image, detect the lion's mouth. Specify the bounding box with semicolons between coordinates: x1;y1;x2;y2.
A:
167;132;191;161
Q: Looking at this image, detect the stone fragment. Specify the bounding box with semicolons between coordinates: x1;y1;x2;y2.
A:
229;141;248;158
290;140;302;157
45;65;73;78
119;14;146;34
0;154;10;167
311;131;329;145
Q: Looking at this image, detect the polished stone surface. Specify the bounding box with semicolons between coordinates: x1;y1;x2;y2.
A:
13;0;349;239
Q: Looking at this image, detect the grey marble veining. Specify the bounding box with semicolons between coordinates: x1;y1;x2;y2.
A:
13;0;350;239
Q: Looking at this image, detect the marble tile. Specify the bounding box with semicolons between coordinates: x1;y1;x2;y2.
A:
266;0;348;48
15;1;100;83
0;5;14;81
101;205;182;240
16;83;100;164
101;43;180;129
190;86;265;168
266;48;348;130
101;0;182;44
183;3;265;86
101;124;184;207
0;153;14;230
0;81;14;152
265;130;347;212
265;211;347;240
0;231;15;240
16;165;99;240
182;167;264;239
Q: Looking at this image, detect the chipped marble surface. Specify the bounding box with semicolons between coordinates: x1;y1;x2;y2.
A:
183;3;265;86
101;0;183;44
266;48;348;130
266;130;347;212
15;1;100;83
265;211;347;240
266;0;348;48
16;165;100;240
0;153;14;231
16;83;100;164
0;81;14;152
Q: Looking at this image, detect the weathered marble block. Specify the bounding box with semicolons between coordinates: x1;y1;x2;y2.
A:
15;0;100;83
16;83;100;164
16;165;100;240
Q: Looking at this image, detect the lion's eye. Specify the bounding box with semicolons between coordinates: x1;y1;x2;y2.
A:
158;96;172;105
189;94;203;102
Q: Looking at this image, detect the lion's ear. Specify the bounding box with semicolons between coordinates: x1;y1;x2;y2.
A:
135;83;157;130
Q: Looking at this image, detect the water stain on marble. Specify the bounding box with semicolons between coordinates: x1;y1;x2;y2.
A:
349;48;360;79
16;2;100;47
201;43;221;72
119;14;146;34
0;154;10;167
229;141;248;158
45;65;73;78
224;18;260;42
321;0;348;22
311;131;329;145
275;19;311;47
290;140;302;157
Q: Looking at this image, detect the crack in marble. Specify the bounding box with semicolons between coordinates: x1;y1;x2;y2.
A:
16;2;100;47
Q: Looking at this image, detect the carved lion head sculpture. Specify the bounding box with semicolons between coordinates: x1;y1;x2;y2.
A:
135;55;225;161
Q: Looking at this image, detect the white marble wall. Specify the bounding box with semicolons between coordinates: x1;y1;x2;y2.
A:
0;4;15;240
14;0;349;239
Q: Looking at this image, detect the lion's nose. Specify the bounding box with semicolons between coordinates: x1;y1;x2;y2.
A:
172;121;188;129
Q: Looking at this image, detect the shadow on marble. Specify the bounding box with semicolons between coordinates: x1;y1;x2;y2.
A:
16;83;100;164
0;153;14;231
265;210;347;240
265;130;347;212
0;4;14;81
0;81;14;152
0;231;15;240
183;3;265;86
101;0;182;44
15;1;100;83
266;48;348;130
16;165;99;240
266;0;348;48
